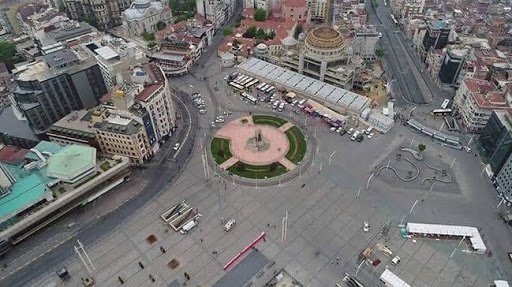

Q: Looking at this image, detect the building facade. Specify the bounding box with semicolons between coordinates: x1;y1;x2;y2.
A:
307;0;328;25
122;0;172;37
453;78;509;133
422;20;451;51
11;49;107;134
438;48;467;87
64;0;132;30
401;0;424;18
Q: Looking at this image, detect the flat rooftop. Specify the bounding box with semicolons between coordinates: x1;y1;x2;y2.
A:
237;58;371;113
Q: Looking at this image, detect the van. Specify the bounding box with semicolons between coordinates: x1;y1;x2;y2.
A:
180;220;197;234
365;126;373;135
351;131;360;141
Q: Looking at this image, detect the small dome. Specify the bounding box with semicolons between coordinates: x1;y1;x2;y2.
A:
281;36;298;47
256;43;268;50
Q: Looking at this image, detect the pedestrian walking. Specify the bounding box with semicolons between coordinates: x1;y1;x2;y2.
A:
160;246;166;253
149;274;155;282
200;238;204;243
184;272;190;280
118;276;124;284
138;261;144;269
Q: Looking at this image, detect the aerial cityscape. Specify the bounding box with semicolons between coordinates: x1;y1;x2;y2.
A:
0;0;511;286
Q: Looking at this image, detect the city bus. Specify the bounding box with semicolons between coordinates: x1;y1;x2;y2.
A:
430;108;452;116
242;92;258;104
441;99;450;109
256;83;266;90
245;79;259;89
265;86;275;94
390;14;398;25
229;82;245;91
236;75;248;84
259;84;269;91
241;77;254;86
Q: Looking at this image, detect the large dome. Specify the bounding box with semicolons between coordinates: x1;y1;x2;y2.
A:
306;27;344;49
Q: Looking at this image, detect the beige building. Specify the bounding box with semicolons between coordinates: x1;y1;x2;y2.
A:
308;0;329;25
122;0;172;37
93;108;152;165
453;78;509;133
64;0;132;30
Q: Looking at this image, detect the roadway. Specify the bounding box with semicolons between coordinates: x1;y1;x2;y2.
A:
0;91;198;287
366;0;437;106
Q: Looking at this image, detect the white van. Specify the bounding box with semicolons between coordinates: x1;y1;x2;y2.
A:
365;126;373;135
351;131;360;141
180;220;197;234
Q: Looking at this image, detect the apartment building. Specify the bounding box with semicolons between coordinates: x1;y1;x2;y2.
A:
64;0;132;30
453;78;509;133
308;0;329;25
11;49;107;135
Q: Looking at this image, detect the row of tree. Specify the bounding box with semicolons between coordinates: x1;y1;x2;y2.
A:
243;26;276;40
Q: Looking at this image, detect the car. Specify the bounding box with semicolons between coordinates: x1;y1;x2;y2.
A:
336;127;343;133
224;219;236;231
173;143;180;150
292;109;301;114
391;256;401;265
347;127;354;134
330;127;337;132
350;131;359;141
199;109;207;114
211;122;216;127
367;132;374;139
464;146;471;153
339;129;346;135
363;221;370;232
356;133;364;142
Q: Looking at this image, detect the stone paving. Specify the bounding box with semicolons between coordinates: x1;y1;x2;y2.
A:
32;122;507;287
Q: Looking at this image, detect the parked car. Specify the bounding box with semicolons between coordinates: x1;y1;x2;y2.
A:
351;131;360;141
391;256;401;265
339;129;346;136
330;127;337;132
464;146;471;153
367;132;374;139
224;219;236;231
356;133;364;142
348;127;354;134
363;221;370;232
336;127;343;133
173;143;180;150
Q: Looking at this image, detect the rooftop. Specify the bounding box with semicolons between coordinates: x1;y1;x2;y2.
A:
49;110;95;135
46;145;96;181
94;118;142;135
0;106;38;141
238;58;371;113
42;49;79;68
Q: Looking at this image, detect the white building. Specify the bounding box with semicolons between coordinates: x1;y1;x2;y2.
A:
196;0;234;29
122;0;172;37
308;0;328;24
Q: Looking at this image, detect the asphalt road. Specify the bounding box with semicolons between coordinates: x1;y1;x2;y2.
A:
0;92;198;287
366;1;434;106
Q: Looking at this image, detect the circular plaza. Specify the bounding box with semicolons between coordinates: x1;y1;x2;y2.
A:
211;115;307;179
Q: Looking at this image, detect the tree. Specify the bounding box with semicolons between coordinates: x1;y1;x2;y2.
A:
0;41;17;69
418;144;426;152
255;28;266;40
223;26;233;36
269;162;278;172
244;26;257;38
293;24;303;39
375;48;385;58
142;32;155;42
156;21;167;31
237;162;246;172
266;30;276;40
254;8;267;22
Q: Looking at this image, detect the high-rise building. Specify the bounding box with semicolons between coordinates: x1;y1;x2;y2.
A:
438;48;467;87
64;0;132;30
479;111;512;184
197;0;234;29
11;49;107;134
422;20;451;51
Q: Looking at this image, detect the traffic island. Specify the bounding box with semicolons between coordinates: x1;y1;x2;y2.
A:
210;115;308;180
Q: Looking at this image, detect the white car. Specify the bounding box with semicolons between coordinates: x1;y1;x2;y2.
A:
363;221;370;232
347;127;354;134
224;219;236;232
330;127;337;132
173;143;180;150
367;132;374;139
464;146;471;153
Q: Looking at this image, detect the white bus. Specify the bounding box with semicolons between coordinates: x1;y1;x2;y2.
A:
236;76;248;84
430;108;452;116
441;99;450;109
229;82;245;91
245;79;259;89
256;83;266;90
242;92;258;104
265;86;275;94
379;269;410;287
259;84;269;91
390;14;398;25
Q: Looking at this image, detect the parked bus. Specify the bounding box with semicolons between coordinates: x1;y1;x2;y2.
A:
236;75;248;84
229;82;245;91
265;86;275;94
245;79;259;89
256;83;266;90
259;84;269;91
379;269;411;287
430;108;452;116
390;14;398;25
241;77;254;86
242;92;258;104
441;99;450;109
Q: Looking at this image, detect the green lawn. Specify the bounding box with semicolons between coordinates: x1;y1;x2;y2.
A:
211;138;233;164
228;162;288;179
252;115;288;128
285;126;307;164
